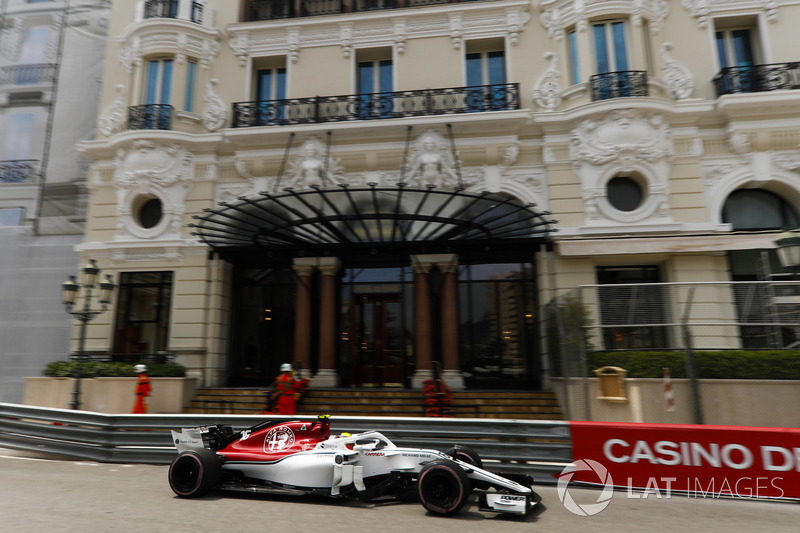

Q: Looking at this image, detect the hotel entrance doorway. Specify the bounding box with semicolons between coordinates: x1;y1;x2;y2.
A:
350;293;406;387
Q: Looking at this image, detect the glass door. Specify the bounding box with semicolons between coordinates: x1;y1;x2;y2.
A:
351;294;404;386
357;59;393;119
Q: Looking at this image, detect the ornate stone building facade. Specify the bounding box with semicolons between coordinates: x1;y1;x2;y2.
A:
75;0;800;390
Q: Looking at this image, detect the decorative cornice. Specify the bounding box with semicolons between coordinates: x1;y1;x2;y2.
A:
540;0;670;39
116;21;221;69
227;2;530;63
682;0;780;29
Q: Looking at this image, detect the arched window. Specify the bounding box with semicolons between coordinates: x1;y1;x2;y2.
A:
722;189;798;230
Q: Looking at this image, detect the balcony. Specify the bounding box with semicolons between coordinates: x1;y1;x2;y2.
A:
143;0;204;24
0;160;38;183
713;62;800;97
0;64;57;86
248;0;480;21
232;83;519;127
589;71;648;101
127;104;174;130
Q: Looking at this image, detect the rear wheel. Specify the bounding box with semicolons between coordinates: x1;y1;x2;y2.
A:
417;459;471;516
168;449;221;498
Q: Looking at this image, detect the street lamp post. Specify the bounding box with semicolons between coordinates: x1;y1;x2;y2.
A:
774;230;800;272
61;259;116;410
774;230;800;348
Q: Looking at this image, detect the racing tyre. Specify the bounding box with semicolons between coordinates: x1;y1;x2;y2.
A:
445;445;483;468
417;459;471;516
168;449;222;498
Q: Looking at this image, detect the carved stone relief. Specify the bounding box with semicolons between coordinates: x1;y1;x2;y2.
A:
201;79;226;132
532;52;563;111
570;109;675;226
660;43;696;100
98;85;127;137
405;131;461;188
286;137;343;189
112;140;194;240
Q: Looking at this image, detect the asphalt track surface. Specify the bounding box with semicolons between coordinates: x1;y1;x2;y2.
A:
1;448;798;532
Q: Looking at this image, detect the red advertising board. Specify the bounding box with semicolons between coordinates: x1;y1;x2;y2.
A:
569;422;800;500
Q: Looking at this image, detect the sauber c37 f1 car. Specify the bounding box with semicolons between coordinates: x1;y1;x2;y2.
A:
168;416;540;517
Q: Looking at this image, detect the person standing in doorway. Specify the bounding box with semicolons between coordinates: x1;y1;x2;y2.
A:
132;364;151;414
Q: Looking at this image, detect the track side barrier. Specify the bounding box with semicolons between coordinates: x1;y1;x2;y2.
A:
568;421;800;501
0;402;572;482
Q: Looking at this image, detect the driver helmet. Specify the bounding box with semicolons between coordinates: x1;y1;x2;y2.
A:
280;363;293;373
134;364;147;373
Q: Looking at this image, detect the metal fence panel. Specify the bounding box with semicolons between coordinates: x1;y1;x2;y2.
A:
0;403;571;482
545;281;800;420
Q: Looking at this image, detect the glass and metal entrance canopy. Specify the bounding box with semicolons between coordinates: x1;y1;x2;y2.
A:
191;184;556;262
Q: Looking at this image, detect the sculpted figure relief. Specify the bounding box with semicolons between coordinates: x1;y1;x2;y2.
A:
289;138;339;188
407;131;459;187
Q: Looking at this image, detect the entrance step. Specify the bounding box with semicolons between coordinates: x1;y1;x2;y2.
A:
184;388;563;420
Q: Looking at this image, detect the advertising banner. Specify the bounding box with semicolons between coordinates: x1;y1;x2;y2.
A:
569;421;800;500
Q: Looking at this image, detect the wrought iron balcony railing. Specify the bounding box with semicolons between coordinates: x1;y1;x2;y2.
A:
232;83;519;127
127;104;174;130
248;0;474;20
0;64;57;86
144;0;203;24
713;62;800;97
0;160;38;183
589;70;648;101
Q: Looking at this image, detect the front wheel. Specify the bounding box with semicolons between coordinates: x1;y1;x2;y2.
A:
417;459;471;516
445;445;483;468
168;449;221;498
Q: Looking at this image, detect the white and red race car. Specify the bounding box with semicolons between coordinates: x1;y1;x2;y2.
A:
168;415;540;517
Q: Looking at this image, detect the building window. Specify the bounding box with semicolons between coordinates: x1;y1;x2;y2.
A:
255;65;287;125
2;113;35;163
145;59;173;105
722;189;798;231
17;26;50;85
593;20;629;74
185;60;197;112
466;50;505;86
0;208;24;226
715;28;755;70
568;29;580;84
607;174;644;212
357;58;393;119
137;197;164;229
465;42;506;112
458;262;539;388
596;265;668;350
113;272;173;359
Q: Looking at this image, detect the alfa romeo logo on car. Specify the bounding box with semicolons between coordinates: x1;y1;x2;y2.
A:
556;459;614;516
264;426;295;452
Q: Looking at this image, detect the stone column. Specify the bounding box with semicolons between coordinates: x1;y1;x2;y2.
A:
292;261;314;380
439;257;464;390
411;258;433;388
313;257;341;388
